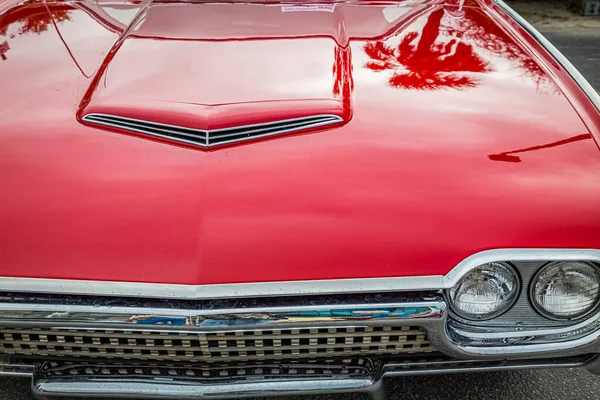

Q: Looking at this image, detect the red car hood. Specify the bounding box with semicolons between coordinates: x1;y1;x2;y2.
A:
1;0;600;285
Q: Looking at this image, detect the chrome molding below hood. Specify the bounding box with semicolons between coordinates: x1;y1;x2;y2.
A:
1;249;599;300
0;358;34;377
0;298;445;329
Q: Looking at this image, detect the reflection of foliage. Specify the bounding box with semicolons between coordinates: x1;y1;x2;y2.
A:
444;7;557;93
18;8;70;35
364;9;490;91
0;2;71;37
333;46;354;100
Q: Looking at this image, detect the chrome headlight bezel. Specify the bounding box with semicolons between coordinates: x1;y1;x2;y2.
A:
446;262;521;321
529;261;600;322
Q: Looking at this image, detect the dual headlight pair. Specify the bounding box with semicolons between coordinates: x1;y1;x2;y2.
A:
448;261;600;321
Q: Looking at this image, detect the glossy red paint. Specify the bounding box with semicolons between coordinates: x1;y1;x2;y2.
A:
1;0;600;285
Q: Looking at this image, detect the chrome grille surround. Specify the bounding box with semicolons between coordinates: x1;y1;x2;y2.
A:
0;292;441;368
3;251;600;398
0;293;443;398
81;113;344;148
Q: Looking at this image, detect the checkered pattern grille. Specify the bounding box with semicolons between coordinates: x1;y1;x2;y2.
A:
0;325;433;363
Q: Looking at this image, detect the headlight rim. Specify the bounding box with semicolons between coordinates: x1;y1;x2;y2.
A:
529;260;600;322
446;261;521;322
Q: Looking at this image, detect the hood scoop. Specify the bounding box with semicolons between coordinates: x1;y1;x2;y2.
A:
78;2;354;149
82;113;344;149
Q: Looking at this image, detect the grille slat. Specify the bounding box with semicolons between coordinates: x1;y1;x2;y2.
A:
82;113;343;148
0;326;433;363
88;115;209;143
207;117;340;142
83;115;208;146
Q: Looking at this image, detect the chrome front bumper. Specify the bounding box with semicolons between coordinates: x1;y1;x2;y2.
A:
3;249;600;398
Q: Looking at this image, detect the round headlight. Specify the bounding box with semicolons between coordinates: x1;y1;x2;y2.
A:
449;262;519;320
531;261;600;320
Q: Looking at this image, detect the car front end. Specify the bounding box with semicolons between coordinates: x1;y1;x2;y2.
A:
2;0;600;398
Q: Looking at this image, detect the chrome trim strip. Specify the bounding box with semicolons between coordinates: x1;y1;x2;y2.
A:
32;376;376;399
84;115;209;147
1;249;599;299
82;113;344;148
0;275;444;299
455;328;600;356
494;0;600;113
450;313;600;341
0;301;445;329
442;248;600;289
447;312;600;349
382;355;596;377
0;359;34;377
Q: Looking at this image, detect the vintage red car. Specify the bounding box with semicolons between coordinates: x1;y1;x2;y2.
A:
1;0;600;398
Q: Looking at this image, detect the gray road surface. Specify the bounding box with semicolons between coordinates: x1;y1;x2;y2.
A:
2;21;600;400
543;31;600;91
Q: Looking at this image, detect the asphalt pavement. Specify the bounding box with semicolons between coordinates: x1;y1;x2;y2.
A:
543;31;600;91
2;17;600;400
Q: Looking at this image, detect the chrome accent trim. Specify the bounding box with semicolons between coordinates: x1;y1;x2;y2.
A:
4;249;600;300
0;358;34;377
444;307;600;357
453;328;600;357
0;354;35;377
381;354;597;376
0;300;445;329
494;0;600;113
448;312;600;346
443;249;600;289
82;113;344;148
